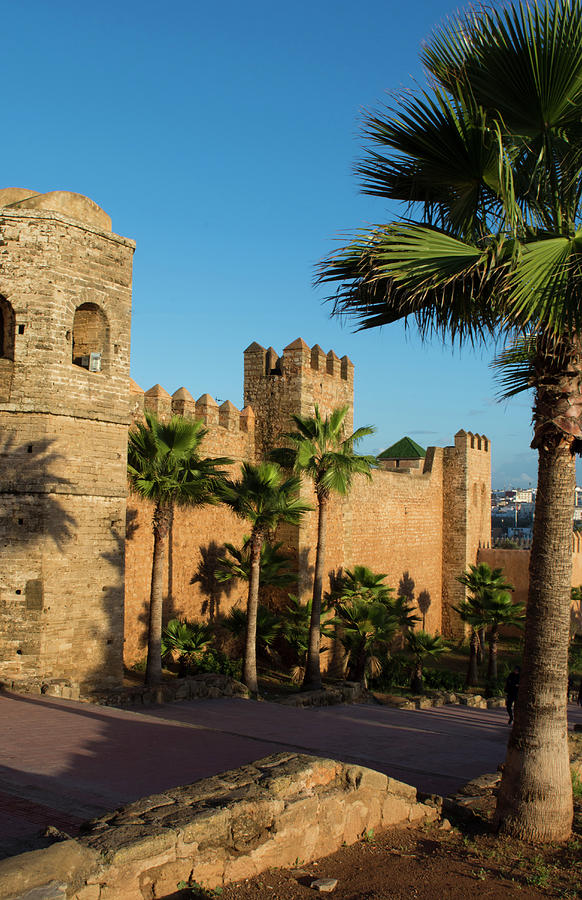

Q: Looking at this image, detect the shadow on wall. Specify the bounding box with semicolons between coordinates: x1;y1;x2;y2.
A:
0;435;76;548
191;540;236;621
0;437;78;682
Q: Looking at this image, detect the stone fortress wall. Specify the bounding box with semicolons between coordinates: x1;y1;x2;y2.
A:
0;188;492;690
0;189;135;693
124;338;492;664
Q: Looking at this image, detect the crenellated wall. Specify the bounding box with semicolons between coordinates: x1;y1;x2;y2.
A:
0;184;495;689
123;339;492;665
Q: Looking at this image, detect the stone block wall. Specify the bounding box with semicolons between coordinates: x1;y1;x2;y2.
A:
123;341;491;664
478;535;582;634
0;193;135;692
124;378;258;662
442;431;492;638
0;185;493;688
0;754;438;900
243;338;354;461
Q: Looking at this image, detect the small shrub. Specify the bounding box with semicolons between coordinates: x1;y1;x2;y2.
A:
423;668;465;693
191;648;242;680
370;653;409;690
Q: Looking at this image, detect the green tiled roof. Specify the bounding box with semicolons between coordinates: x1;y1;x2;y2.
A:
378;436;426;460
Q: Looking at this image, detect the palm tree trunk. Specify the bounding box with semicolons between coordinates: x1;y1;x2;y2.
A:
243;530;262;694
467;630;479;686
495;442;574;840
411;661;423;693
477;627;486;665
303;492;328;691
487;625;498;682
146;501;172;688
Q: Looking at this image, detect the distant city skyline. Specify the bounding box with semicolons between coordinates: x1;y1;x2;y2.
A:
2;0;578;488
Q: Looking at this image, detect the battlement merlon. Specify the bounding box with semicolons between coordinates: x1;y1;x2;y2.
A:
130;380;255;435
453;429;490;452
243;338;354;385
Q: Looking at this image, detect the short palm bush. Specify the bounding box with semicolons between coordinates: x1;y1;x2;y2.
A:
161;618;213;675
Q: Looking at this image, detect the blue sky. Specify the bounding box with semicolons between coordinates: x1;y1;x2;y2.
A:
2;0;562;488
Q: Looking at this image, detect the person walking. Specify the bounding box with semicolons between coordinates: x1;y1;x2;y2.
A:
505;665;521;725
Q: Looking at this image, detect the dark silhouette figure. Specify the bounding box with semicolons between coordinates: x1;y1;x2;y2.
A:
505;665;521;724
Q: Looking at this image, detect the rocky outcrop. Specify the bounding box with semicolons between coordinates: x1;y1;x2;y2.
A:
0;754;438;900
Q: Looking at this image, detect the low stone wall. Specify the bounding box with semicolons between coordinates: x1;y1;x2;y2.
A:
373;690;506;710
0;673;250;707
0;753;438;900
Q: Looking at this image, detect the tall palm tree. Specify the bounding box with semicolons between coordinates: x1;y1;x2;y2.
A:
127;413;231;687
457;564;514;664
481;592;525;681
271;405;376;690
215;462;311;693
452;597;484;687
317;0;581;840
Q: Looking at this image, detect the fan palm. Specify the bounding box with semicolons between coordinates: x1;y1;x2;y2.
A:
318;0;581;839
405;630;449;693
329;565;394;606
457;564;514;664
481;592;525;681
221;603;282;660
452;597;484;687
127;413;230;687
280;594;335;683
215;537;297;593
215;462;312;693
335;598;398;686
161;618;213;675
271;405;376;690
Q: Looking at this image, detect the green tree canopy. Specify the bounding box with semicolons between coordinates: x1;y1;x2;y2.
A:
127;412;230;687
318;0;581;839
271;405;376;690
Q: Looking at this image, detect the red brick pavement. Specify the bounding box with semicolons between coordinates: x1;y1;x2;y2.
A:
1;690;580;860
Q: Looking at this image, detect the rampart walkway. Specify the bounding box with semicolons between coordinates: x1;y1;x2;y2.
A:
1;691;581;860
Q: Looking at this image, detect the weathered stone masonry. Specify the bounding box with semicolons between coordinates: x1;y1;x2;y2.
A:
0;189;491;691
125;340;491;664
0;189;135;693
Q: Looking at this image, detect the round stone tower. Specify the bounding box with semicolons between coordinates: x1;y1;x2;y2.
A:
0;189;135;696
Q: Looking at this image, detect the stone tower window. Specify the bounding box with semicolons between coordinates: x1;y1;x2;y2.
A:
72;303;108;372
0;296;15;360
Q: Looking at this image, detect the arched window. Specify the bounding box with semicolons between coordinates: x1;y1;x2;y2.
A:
72;303;108;372
0;296;15;360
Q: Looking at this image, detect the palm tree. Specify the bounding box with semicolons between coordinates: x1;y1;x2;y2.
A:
127;413;230;688
280;594;335;683
271;405;376;690
215;462;311;693
318;0;581;838
481;592;526;682
221;603;282;663
215;538;297;594
161;618;213;675
329;565;394;606
335;598;398;687
457;564;514;664
406;631;449;693
452;597;484;687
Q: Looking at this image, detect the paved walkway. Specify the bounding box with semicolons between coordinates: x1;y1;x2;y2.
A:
1;691;581;859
